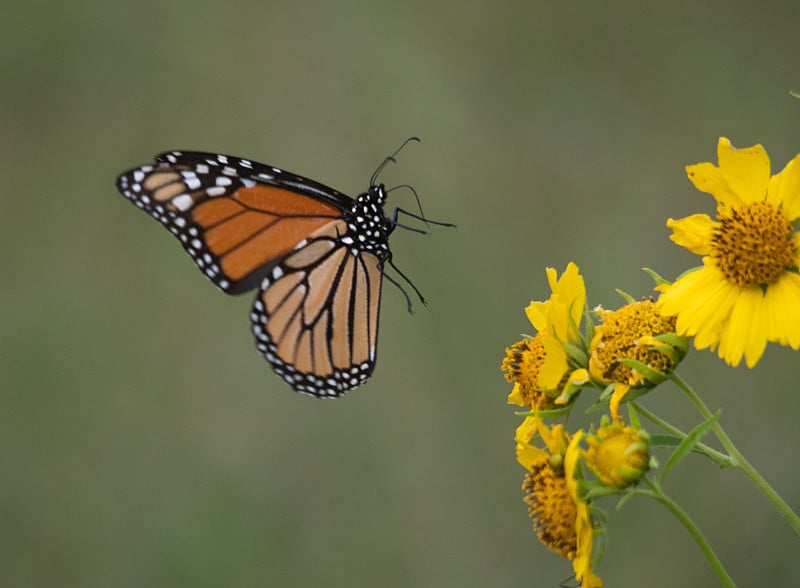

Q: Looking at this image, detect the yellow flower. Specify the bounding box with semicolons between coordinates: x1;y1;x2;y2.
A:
589;299;685;420
584;420;650;488
658;137;800;367
502;336;560;410
518;421;602;587
502;262;587;409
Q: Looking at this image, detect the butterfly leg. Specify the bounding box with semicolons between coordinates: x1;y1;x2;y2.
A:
380;253;427;314
391;207;456;234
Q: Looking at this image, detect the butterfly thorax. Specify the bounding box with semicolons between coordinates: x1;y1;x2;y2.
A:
345;184;392;259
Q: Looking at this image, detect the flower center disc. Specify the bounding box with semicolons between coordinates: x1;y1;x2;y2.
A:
711;201;794;287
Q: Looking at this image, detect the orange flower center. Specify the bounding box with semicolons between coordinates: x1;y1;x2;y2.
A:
711;201;795;287
522;458;578;559
502;335;559;410
590;300;676;386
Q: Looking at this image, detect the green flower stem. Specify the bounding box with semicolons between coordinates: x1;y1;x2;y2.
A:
635;480;737;588
631;401;730;465
670;373;800;534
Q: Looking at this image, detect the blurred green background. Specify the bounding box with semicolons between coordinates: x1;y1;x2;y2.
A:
2;1;799;586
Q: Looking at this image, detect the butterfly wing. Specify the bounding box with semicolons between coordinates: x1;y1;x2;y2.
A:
251;219;384;397
116;151;354;294
117;150;389;396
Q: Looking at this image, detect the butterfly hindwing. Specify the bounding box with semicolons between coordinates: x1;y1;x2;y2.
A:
250;219;384;397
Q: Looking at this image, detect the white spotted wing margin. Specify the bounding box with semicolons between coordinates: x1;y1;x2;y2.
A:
250;219;384;398
115;151;267;294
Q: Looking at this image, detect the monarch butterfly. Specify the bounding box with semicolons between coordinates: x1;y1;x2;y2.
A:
115;139;450;397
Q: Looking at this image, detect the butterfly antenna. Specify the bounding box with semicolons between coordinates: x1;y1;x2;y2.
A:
370;136;421;186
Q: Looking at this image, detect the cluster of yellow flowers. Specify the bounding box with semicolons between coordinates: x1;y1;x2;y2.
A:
502;138;800;587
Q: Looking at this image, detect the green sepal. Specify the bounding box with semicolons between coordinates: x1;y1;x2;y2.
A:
562;341;588;368
642;267;670;287
618;358;668;385
514;407;571;418
615;289;636;304
585;485;624;501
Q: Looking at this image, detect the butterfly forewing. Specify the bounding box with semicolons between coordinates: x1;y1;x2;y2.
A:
116;151;352;293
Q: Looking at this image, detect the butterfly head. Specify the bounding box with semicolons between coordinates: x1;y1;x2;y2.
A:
347;185;392;257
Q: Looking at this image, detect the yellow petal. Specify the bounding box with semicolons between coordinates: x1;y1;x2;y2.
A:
687;277;740;352
507;382;526;406
540;422;568;456
515;415;540;445
524;300;548;332
568;368;589;386
666;214;716;255
564;431;602;588
557;262;586;330
659;261;739;351
685;162;741;214
764;272;800;349
767;154;800;221
578;568;603;588
545;266;559;292
609;383;630;422
564;429;583;499
716;137;771;203
659;264;717;335
540;335;569;390
517;444;545;471
717;287;769;367
516;416;547;470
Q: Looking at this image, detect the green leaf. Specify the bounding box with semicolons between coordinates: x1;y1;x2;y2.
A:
659;411;721;484
649;434;683;447
650;435;732;467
